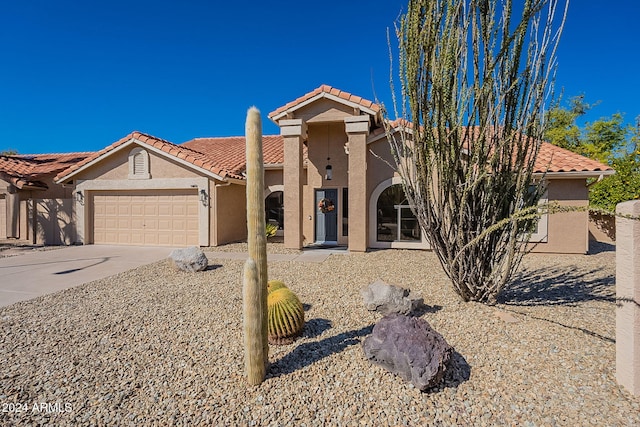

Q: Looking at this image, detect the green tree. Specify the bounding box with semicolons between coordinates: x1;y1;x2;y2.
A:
0;149;18;155
544;95;591;152
387;0;568;303
581;113;627;164
589;118;640;211
545;99;640;210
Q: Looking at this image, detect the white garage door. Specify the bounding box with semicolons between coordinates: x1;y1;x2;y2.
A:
0;196;6;239
92;190;199;246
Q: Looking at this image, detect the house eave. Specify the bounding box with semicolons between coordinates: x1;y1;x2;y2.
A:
534;170;616;179
270;92;380;124
55;137;229;184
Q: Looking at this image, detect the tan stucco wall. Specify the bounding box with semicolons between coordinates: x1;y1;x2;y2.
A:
265;169;283;192
293;98;358;124
68;145;219;246
615;200;640;396
302;123;350;245
530;179;589;254
0;176;75;244
367;137;399;203
214;182;247;245
365;138;591;254
32;198;75;245
77;145;206;181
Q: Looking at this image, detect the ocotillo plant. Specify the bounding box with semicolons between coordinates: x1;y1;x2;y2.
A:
242;106;268;385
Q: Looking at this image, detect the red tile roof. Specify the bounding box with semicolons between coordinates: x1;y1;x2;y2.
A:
0;152;93;189
182;135;286;173
20;127;612;190
535;142;612;173
50;129;612;187
268;84;381;120
380;120;613;174
55;131;246;182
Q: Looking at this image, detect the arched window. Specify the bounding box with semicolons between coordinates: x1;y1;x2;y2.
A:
128;147;150;179
265;191;284;231
376;184;420;242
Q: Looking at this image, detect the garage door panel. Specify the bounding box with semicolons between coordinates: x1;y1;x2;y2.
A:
130;232;145;245
93;190;199;247
158;204;172;216
131;205;144;216
144;204;158;215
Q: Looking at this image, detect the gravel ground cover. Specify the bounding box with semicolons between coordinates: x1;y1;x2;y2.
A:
1;243;638;426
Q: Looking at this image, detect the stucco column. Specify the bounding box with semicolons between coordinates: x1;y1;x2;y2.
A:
345;116;370;252
616;200;640;397
6;185;19;238
281;119;307;249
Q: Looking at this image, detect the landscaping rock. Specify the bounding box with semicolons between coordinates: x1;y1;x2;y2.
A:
169;246;208;272
360;279;423;315
362;314;452;391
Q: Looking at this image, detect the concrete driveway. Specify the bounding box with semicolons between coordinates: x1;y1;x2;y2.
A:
0;245;174;307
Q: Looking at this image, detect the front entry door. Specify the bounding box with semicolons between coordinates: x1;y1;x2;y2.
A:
315;189;338;243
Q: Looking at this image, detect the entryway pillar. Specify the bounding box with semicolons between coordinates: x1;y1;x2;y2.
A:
345;115;370;252
281;119;307;249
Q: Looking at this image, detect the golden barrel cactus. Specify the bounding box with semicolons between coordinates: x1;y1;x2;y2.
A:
267;280;287;294
267;287;305;345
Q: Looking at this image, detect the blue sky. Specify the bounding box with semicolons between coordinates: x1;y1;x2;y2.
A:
1;1;638;154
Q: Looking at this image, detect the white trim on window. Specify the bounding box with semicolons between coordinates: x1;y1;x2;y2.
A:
368;176;430;249
529;188;549;243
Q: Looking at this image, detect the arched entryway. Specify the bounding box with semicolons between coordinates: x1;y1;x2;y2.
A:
368;177;429;249
265;187;284;236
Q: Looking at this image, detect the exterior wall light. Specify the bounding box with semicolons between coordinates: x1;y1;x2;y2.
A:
199;189;208;206
75;191;84;205
325;158;333;181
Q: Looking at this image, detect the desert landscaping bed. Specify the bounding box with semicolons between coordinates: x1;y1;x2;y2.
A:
1;244;638;426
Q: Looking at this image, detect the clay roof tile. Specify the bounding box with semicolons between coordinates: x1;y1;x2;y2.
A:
268;84;381;119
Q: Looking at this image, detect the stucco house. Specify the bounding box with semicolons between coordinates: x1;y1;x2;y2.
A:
1;85;614;253
0;152;93;244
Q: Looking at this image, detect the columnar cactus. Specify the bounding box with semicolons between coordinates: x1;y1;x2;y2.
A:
242;107;268;385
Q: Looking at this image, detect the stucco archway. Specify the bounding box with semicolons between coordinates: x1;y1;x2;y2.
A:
368;177;430;249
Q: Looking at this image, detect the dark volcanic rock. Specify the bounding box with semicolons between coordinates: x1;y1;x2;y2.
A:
362;314;452;391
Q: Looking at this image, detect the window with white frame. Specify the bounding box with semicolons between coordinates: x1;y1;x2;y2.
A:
376;184;421;242
526;184;548;243
128;147;150;179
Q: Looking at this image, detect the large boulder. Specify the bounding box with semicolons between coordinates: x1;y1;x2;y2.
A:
362;314;452;391
169;246;208;272
360;279;423;315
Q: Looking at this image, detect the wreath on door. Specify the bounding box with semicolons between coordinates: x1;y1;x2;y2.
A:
318;198;335;213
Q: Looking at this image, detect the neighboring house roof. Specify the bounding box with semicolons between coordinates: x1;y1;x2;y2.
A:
0;152;93;190
268;84;381;122
55;131;246;183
